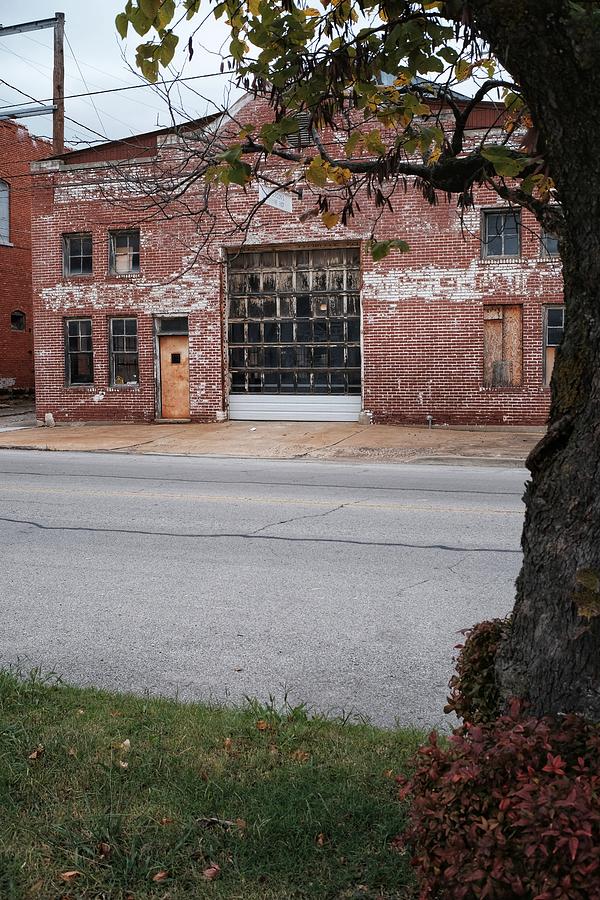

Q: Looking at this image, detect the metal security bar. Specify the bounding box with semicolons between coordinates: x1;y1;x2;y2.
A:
227;247;361;395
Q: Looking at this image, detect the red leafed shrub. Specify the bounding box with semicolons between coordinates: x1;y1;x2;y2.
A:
398;708;600;899
445;618;510;724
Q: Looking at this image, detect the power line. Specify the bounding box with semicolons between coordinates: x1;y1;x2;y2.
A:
64;29;106;139
0;70;235;112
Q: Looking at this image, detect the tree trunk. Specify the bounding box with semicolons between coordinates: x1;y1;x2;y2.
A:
469;1;600;718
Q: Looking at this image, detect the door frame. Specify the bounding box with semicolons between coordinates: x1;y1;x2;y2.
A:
153;314;190;420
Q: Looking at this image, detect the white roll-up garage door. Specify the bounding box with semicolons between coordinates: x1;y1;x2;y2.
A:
227;246;362;421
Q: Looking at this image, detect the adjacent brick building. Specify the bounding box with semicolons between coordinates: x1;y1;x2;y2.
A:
30;95;563;425
0;120;53;393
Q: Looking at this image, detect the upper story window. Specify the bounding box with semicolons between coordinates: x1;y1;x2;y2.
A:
289;111;313;149
63;233;92;276
540;229;560;257
482;210;521;258
109;230;140;275
10;310;26;331
65;318;93;385
0;180;9;244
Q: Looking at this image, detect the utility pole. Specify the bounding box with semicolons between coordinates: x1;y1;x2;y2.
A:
52;12;65;154
0;13;66;154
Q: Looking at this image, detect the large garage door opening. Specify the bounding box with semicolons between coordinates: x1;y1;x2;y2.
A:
227;246;362;421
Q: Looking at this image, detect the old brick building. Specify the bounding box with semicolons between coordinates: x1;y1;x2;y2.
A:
0;121;53;393
30;95;563;425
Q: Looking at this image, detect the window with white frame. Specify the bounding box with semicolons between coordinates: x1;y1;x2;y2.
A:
0;180;9;244
65;318;93;385
109;230;140;274
482;210;521;257
544;305;565;386
63;233;92;275
109;317;139;385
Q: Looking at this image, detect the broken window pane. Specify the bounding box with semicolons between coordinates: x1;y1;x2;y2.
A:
110;318;138;385
296;295;311;317
226;247;361;395
110;230;140;274
483;211;521;257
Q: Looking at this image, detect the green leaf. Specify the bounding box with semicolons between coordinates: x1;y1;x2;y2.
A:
221;160;252;185
159;32;179;66
139;0;161;20
130;7;152;35
480;145;531;178
305;156;328;187
115;13;129;39
157;0;176;29
345;130;363;157
370;239;410;261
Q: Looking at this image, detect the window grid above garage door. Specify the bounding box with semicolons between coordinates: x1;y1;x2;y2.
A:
227;247;361;395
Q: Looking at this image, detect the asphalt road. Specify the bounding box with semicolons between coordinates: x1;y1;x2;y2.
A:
0;450;526;729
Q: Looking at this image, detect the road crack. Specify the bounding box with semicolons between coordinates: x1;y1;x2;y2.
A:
0;515;521;553
249;501;352;535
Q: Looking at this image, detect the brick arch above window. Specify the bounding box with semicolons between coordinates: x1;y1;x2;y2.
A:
0;180;9;244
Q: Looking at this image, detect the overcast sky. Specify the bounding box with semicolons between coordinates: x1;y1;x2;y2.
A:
0;0;240;146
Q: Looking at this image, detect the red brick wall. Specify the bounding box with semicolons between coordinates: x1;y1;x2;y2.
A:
0;122;52;392
31;97;563;425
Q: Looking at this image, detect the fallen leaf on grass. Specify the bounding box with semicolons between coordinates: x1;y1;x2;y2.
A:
120;739;131;753
152;870;169;883
316;833;326;846
76;709;85;716
223;738;233;751
28;745;45;760
202;863;221;881
235;818;247;832
118;760;129;770
97;842;111;859
383;769;394;779
67;747;77;758
159;817;175;826
109;710;123;718
291;749;310;763
59;871;81;882
256;720;270;731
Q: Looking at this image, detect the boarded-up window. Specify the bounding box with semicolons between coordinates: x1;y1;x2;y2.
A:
110;230;140;274
544;305;565;386
483;305;523;387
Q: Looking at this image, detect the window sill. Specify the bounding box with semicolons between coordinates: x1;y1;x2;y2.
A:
479;255;522;263
108;384;140;389
62;274;94;280
0;240;14;248
107;272;141;279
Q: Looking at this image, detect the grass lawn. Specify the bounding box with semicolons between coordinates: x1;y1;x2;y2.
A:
0;669;426;899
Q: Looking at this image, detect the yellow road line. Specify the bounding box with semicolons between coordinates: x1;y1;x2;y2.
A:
0;482;523;515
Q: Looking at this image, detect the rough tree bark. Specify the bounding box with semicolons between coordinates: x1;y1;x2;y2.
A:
469;0;600;718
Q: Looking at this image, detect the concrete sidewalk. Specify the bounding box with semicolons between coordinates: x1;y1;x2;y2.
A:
0;419;542;465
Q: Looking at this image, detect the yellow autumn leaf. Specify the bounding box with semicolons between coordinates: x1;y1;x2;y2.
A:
303;7;321;15
322;211;341;229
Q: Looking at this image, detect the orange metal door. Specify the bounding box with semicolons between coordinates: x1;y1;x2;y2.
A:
159;335;190;419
